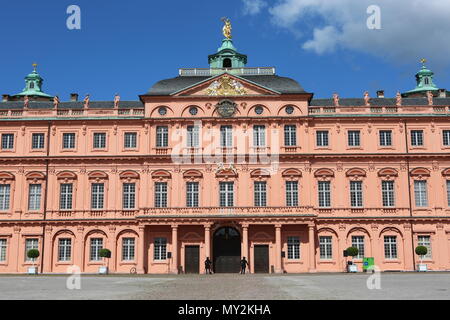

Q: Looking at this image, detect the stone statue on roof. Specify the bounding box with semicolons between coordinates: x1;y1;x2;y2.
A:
221;17;232;39
364;91;370;106
114;93;120;109
427;91;434;106
396;92;402;106
24;95;29;109
83;94;90;109
333;93;339;107
53;95;60;109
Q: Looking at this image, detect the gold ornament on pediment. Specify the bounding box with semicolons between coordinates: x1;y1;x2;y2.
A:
206;75;246;96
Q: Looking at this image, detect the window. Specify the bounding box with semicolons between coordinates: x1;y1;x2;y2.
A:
318;181;331;207
156;126;168;147
154;237;167;260
1;134;14;150
93;133;106;149
351;236;365;259
91;183;104;210
348;130;360;147
414;180;428;207
90;238;103;261
350;181;363;207
32;133;45;149
285;181;299;207
58;238;72;261
319;236;332;259
382;181;395;207
418;235;432;259
316;131;329;147
0;239;7;262
447;180;450;207
219;182;234;207
0;184;11;211
253;125;266;147
122;238;135;261
123;183;136;209
155;182;168;208
25;238;39;261
379;130;392;146
384;236;397;259
443;130;450;146
220;125;233;147
254;181;267;207
124;132;137;149
28;184;42;211
284;125;297;146
186;182;199;207
411;130;424;146
62;133;76;149
287;236;300;259
186;125;199;148
60;183;73;210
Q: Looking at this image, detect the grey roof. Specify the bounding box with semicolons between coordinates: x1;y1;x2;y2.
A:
0;101;143;110
310;97;450;107
145;74;307;96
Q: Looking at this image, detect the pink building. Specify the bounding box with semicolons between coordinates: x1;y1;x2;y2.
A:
0;31;449;274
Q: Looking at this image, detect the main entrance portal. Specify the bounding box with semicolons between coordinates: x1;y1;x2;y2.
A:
213;227;241;273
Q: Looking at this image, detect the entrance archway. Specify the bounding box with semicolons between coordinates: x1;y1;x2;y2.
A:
213;227;241;273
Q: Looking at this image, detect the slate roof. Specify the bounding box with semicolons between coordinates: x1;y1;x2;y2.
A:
0;101;143;110
310;97;450;107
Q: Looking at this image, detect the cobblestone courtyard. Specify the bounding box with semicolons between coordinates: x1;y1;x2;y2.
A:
0;273;448;300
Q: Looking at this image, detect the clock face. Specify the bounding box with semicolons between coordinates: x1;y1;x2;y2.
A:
216;100;237;118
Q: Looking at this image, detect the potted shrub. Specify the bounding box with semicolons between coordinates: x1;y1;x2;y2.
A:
346;247;359;273
27;249;40;275
415;245;428;272
98;248;111;274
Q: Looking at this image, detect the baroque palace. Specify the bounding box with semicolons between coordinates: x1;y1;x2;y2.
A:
0;21;450;274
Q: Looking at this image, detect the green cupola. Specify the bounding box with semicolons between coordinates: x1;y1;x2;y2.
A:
403;59;440;97
13;64;53;100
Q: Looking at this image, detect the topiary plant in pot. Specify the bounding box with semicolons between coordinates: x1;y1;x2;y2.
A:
98;248;111;275
415;245;428;272
27;249;40;275
346;247;359;273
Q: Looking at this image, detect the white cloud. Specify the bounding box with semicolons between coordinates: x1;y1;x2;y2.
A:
242;0;268;16
250;0;450;66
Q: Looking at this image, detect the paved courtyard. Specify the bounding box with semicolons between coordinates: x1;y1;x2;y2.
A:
0;273;448;300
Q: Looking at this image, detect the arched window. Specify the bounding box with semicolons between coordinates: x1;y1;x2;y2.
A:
223;58;232;68
424;77;429;85
29;82;35;89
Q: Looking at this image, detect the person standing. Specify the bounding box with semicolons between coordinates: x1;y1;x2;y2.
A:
240;257;249;274
205;257;212;274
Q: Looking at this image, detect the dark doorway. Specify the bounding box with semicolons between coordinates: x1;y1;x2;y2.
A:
213;227;241;273
223;58;232;68
185;245;200;274
254;245;269;273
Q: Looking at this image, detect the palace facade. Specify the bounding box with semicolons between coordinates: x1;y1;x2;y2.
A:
0;32;450;274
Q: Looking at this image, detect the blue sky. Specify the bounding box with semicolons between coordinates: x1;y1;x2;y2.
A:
0;0;448;101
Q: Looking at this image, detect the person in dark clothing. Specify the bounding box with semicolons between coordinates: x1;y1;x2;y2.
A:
205;257;212;274
240;257;249;274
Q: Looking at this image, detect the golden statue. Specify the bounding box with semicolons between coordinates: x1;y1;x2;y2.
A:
420;58;427;66
221;17;232;39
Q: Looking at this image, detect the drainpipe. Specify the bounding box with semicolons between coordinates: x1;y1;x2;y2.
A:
40;122;51;273
403;119;416;270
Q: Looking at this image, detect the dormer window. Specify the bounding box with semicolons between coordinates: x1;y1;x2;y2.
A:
29;82;35;89
424;77;429;85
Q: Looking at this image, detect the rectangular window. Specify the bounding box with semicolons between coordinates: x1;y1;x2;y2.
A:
60;183;73;210
384;236;397;259
32;133;45;149
28;184;42;211
0;184;11;211
414;180;428;207
123;183;136;209
93;133;106;149
1;134;14;150
411;130;424;146
287;236;300;260
319;236;332;259
318;181;331;208
58;238;72;262
348;130;361;147
90;238;103;261
220;125;233;147
25;238;39;262
186;125;199;148
284;125;297;147
0;239;7;262
253;125;266;147
62;133;76;149
316;131;329;147
379;130;392;146
219;182;234;207
186;182;199;207
447;180;450;207
154;237;167;260
124;132;137;149
418;235;432;259
351;236;365;259
254;181;267;207
91;183;104;210
443;130;450;146
350;181;363;207
285;181;299;207
155;182;168;208
382;181;395;207
122;238;135;261
156;126;168;147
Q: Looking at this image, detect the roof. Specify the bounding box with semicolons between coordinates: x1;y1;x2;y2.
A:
0;101;143;110
310;97;450;107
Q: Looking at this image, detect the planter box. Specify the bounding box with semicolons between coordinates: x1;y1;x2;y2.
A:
27;267;38;275
347;264;358;273
98;266;109;275
417;264;427;272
